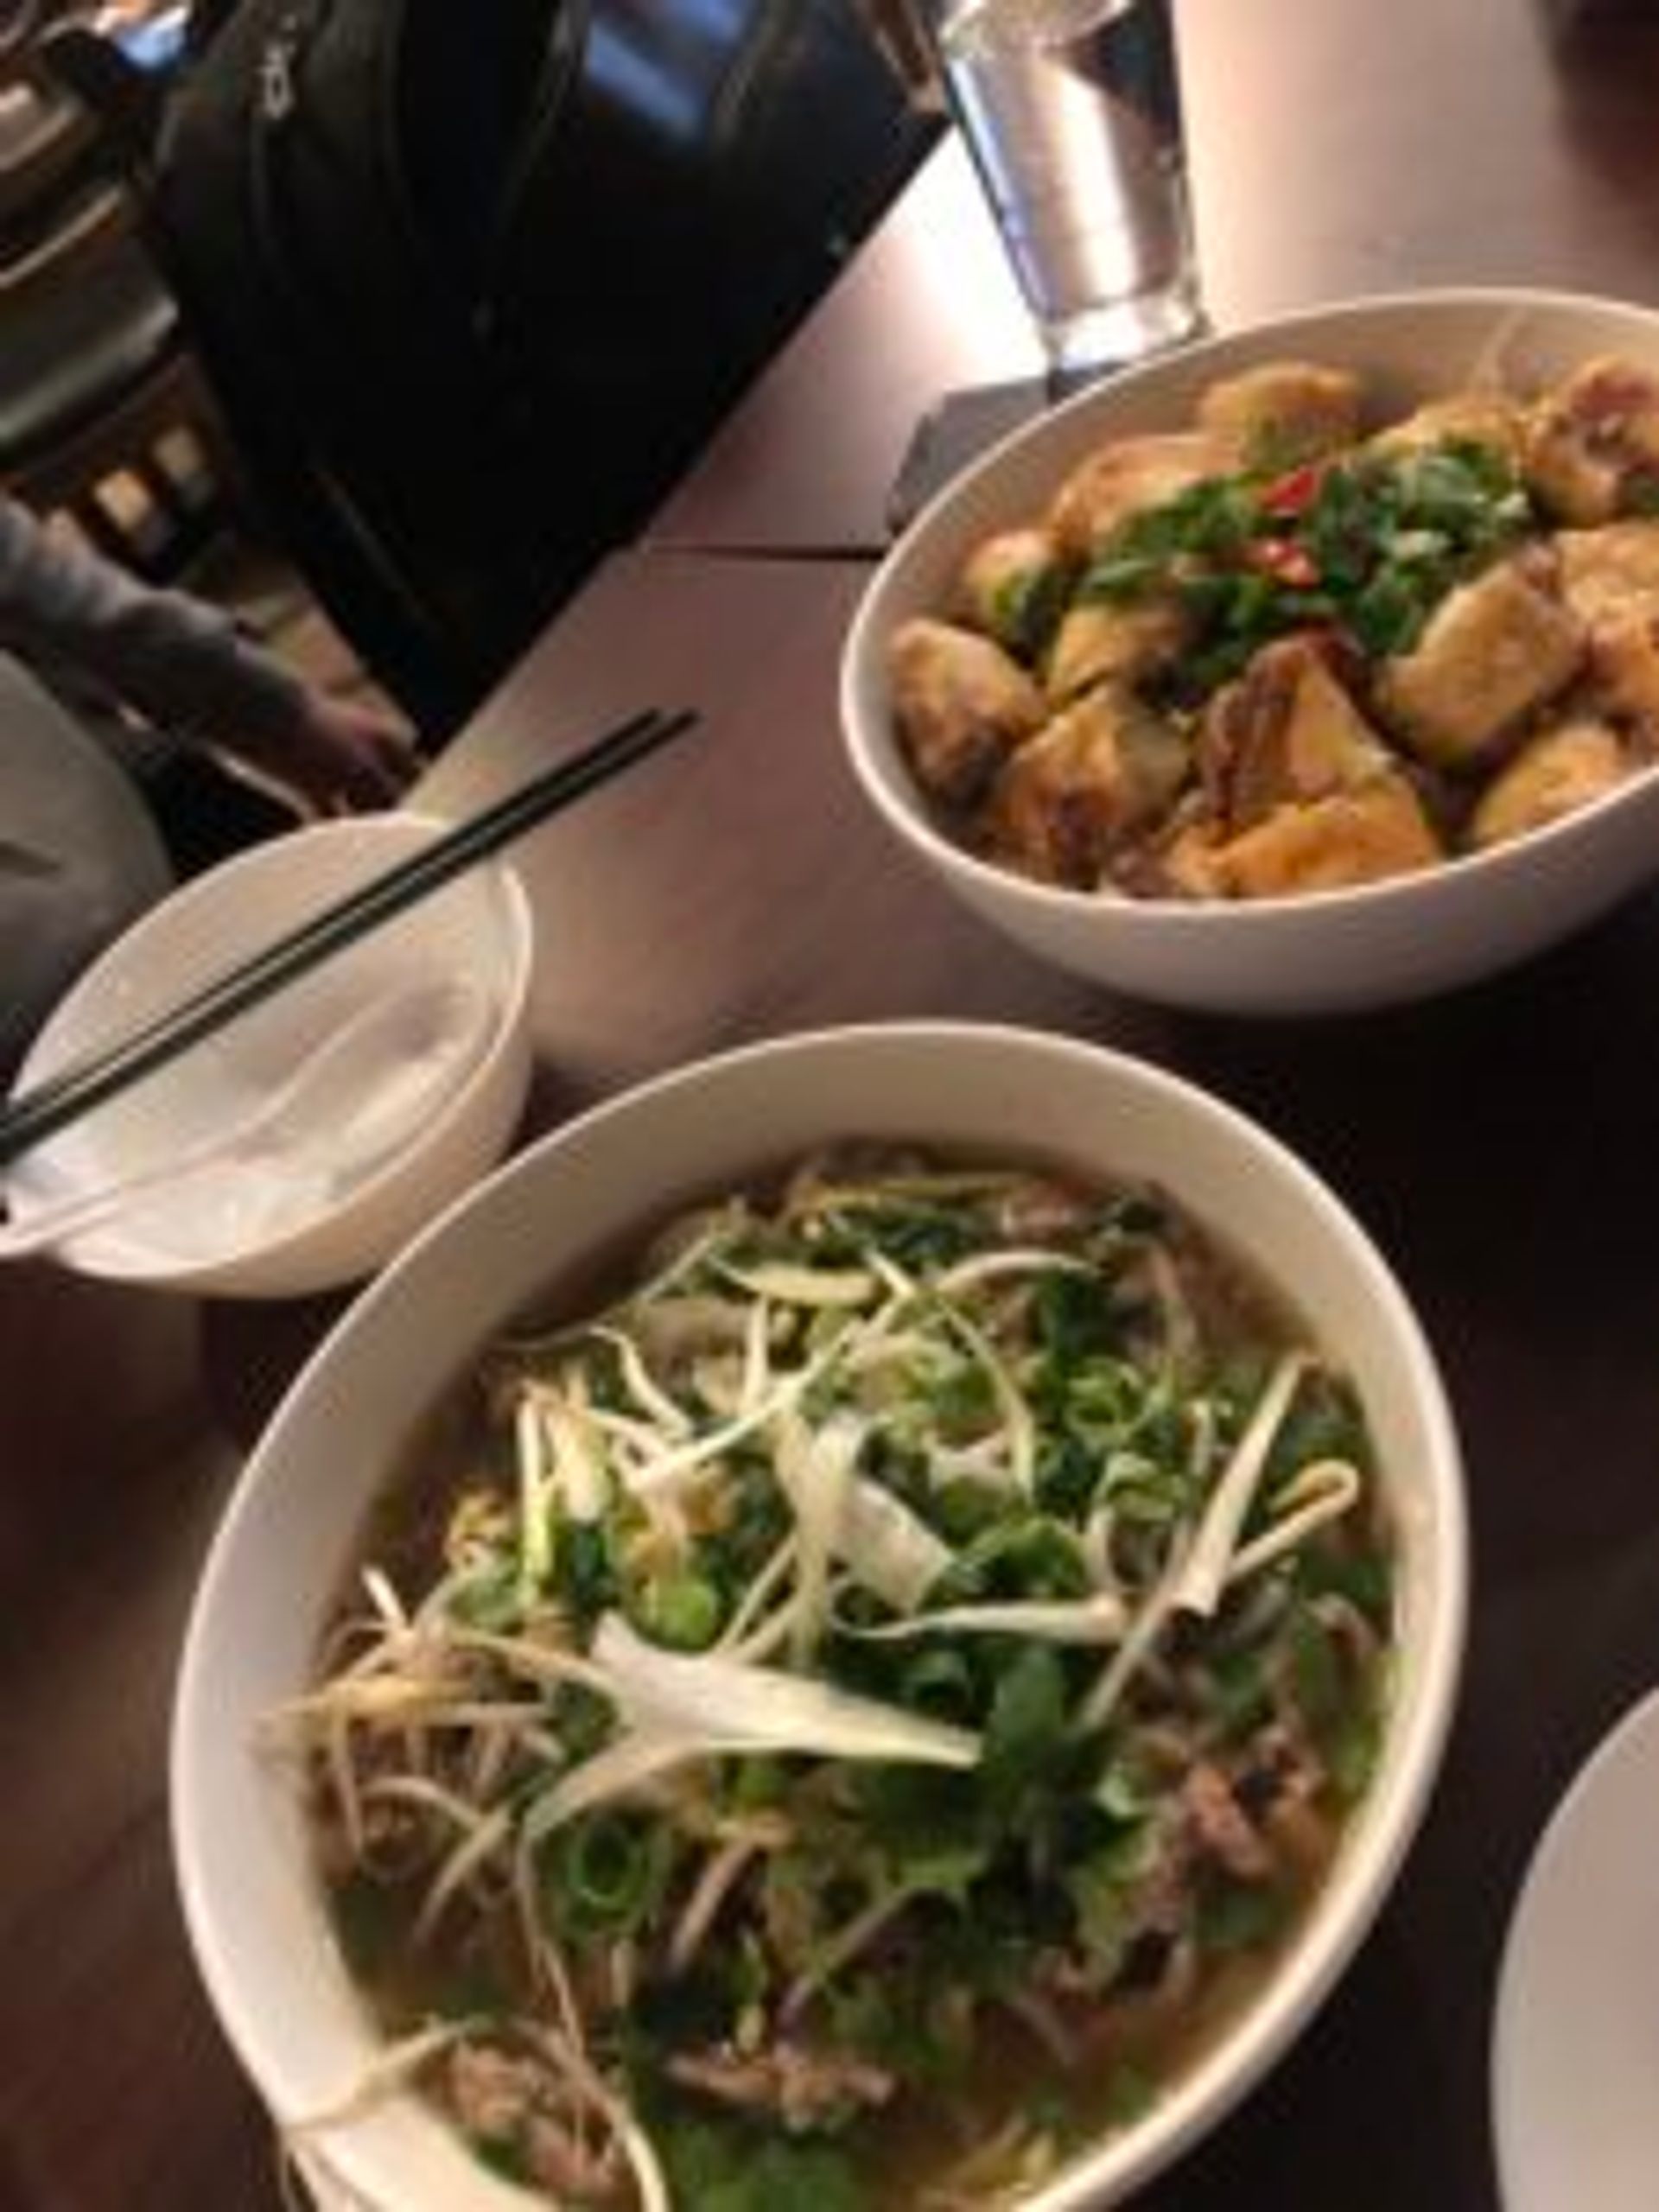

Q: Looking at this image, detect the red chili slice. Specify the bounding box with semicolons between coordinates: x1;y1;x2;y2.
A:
1259;461;1325;519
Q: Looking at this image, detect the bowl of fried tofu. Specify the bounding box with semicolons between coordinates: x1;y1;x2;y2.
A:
842;288;1659;1012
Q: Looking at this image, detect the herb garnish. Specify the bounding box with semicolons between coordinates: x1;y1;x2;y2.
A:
1079;438;1536;696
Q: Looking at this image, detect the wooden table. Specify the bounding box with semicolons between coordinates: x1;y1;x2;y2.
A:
10;1;1659;2205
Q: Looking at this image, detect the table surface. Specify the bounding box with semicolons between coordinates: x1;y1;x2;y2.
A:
11;1;1659;2206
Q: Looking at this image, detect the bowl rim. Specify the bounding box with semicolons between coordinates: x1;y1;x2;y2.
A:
170;1018;1468;2212
3;810;536;1287
1489;1679;1659;2212
840;281;1659;931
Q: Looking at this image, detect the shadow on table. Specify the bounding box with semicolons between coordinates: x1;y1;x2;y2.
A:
1537;0;1659;258
1154;884;1659;1592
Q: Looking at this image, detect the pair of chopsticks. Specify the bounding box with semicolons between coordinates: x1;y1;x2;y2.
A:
0;705;697;1172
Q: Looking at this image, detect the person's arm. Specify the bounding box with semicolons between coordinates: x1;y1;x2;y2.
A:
0;499;414;809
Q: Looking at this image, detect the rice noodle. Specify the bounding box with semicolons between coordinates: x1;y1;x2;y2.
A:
666;1837;764;1974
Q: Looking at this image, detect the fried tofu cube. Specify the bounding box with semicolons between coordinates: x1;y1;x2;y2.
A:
1586;613;1659;725
1468;718;1633;849
1555;521;1659;629
1166;775;1443;899
1522;356;1659;524
953;526;1068;658
1197;360;1363;467
1200;639;1392;831
1047;431;1225;560
887;617;1046;809
984;685;1188;887
1367;389;1527;470
1045;594;1190;702
1548;524;1659;725
1376;558;1583;766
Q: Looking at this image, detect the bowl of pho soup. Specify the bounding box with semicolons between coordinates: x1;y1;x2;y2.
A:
172;1022;1465;2209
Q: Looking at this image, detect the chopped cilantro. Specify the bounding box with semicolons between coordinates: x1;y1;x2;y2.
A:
1071;435;1541;701
990;560;1071;659
657;2113;868;2212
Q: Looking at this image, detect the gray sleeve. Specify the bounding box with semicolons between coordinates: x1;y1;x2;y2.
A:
0;652;173;1069
0;498;315;751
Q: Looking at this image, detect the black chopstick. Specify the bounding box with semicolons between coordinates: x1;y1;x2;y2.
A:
0;705;697;1171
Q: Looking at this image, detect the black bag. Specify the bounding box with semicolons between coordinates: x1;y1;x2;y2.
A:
173;0;569;340
139;1;932;726
148;0;572;723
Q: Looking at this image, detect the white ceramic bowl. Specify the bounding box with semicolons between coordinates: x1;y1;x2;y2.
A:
1491;1685;1659;2212
172;1021;1466;2210
842;287;1659;1014
3;814;535;1298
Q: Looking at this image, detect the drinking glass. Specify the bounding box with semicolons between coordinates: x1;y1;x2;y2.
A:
926;0;1203;378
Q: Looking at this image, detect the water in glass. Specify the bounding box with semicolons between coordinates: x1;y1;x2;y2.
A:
937;0;1201;372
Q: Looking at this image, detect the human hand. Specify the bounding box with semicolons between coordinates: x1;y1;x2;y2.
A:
229;693;420;812
286;694;420;809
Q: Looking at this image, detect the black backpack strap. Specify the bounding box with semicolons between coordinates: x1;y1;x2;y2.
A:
392;0;584;305
473;0;588;315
